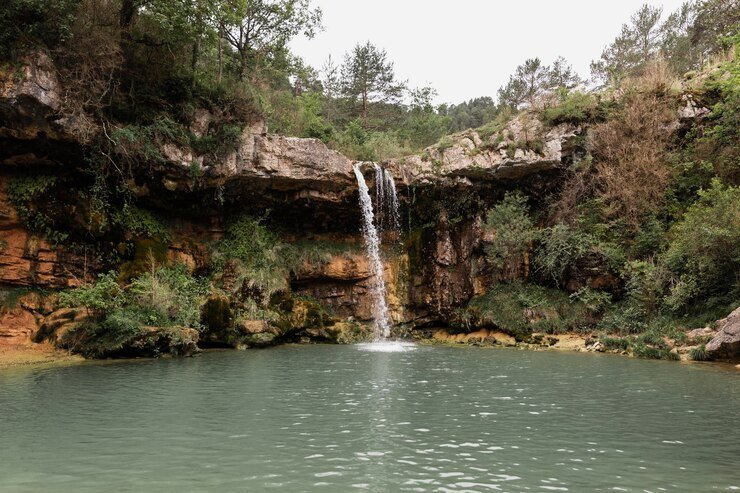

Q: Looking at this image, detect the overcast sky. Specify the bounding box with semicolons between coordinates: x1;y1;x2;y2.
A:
290;0;688;104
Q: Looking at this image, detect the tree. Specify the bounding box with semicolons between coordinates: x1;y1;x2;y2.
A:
217;0;322;81
445;97;498;132
498;57;581;110
690;0;740;58
340;41;406;124
402;86;451;148
497;75;528;110
548;56;582;90
591;4;664;85
659;1;701;74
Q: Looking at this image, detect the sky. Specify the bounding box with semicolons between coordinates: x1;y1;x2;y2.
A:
290;0;688;105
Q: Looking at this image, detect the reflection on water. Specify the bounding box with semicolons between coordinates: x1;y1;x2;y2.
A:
0;346;738;492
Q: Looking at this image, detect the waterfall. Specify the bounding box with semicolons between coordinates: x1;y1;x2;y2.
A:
373;163;385;232
354;164;392;340
383;168;400;233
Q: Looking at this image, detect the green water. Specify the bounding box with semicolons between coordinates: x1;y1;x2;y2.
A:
0;345;738;492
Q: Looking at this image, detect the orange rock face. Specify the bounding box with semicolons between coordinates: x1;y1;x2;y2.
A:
0;179;85;288
0;308;37;346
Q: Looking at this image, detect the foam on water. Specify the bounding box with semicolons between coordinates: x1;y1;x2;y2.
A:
355;341;417;353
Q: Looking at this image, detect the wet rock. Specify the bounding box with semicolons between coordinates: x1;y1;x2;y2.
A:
705;308;740;362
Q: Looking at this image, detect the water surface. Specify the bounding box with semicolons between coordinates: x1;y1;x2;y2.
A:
0;345;738;492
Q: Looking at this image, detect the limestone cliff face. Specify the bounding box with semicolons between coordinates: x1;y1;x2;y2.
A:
0;53;583;339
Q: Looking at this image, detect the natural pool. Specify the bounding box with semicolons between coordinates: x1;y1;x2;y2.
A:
0;345;738;492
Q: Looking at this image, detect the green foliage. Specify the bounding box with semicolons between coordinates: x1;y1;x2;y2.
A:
111;206;170;241
111;118;190;163
445;97;499;132
191;123;245;159
6;175;68;242
129;264;208;328
291;239;360;266
201;295;234;332
689;344;709;361
463;282;592;339
535;223;592;285
212;215;297;299
569;287;612;315
540;91;603;126
601;336;630;351
484;193;537;269
498;56;581;110
663;179;740;311
340;41;406;122
623;260;668;317
59;272;124;318
59;264;208;357
0;0;79;58
62;307;198;358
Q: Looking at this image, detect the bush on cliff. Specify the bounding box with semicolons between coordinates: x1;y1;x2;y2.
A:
59;264;208;357
211;215;298;300
483;192;537;277
662;179;740;313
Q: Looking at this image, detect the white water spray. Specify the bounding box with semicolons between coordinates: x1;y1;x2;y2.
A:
354;164;391;340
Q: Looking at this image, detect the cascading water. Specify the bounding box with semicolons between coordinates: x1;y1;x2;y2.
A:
373;164;385;233
354;164;392;340
383;168;400;233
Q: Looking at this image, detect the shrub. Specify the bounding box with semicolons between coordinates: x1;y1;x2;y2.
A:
211;215;297;299
111;205;170;241
129;264;207;328
632;341;679;361
6;174;68;243
483;192;537;275
601;336;630;351
689;345;708;361
59;271;124;318
463;282;592;339
662;179;740;311
535;223;592;285
623;260;669;317
598;303;649;334
590;90;676;227
569;287;612;315
0;0;79;58
540;91;602;126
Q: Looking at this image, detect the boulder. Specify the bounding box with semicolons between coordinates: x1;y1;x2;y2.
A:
34;307;88;344
705;308;740;362
234;319;280;347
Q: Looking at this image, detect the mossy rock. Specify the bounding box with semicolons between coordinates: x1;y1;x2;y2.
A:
201;294;234;332
118;238;169;281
